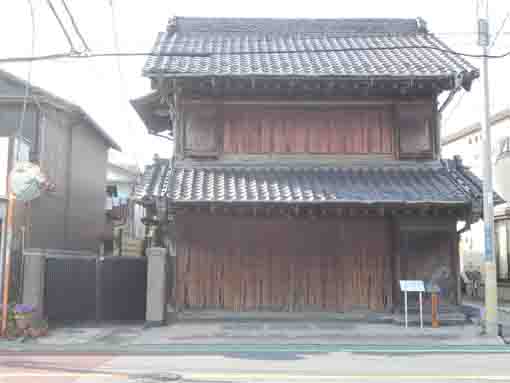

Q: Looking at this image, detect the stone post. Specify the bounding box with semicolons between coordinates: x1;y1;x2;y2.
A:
146;247;168;325
22;249;46;320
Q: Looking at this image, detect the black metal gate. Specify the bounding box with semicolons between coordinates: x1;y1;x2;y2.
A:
45;255;147;322
99;257;147;321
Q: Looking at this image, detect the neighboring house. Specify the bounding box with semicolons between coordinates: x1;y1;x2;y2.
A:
106;161;140;198
104;161;145;255
0;69;121;267
133;17;488;314
443;109;510;284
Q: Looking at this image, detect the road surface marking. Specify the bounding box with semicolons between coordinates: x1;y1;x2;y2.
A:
0;372;126;378
184;372;510;381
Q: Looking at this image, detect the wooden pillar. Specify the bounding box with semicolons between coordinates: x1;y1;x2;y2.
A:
451;229;461;305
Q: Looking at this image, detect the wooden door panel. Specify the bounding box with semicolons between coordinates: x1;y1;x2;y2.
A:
175;217;392;312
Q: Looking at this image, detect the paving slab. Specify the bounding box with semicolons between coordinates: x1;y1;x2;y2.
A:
131;321;503;346
2;318;504;353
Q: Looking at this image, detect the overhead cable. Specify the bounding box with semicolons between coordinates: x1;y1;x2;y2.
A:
491;12;510;48
45;0;77;53
16;0;36;150
1;43;510;64
60;0;91;51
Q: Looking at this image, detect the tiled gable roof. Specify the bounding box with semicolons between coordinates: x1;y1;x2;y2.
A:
143;17;478;89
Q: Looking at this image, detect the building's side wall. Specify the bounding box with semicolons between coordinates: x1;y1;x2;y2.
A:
67;120;108;251
177;97;437;160
23;105;108;251
28;105;71;249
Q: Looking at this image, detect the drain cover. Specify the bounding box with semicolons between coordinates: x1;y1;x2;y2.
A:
127;373;182;382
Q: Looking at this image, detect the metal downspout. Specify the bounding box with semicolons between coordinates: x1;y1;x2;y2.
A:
437;87;461;159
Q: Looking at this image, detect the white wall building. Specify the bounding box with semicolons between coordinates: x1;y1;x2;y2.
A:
442;109;510;280
105;161;145;240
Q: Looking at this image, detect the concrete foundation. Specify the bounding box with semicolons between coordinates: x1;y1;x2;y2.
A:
21;249;46;320
145;247;168;325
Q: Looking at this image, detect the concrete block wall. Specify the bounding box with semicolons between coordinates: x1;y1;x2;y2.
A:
146;247;168;325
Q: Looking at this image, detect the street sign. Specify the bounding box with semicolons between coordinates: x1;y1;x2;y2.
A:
399;280;425;329
399;280;425;292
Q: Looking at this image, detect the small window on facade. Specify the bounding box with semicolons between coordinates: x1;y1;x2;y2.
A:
469;138;472;144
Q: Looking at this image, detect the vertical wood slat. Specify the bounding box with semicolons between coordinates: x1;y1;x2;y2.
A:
175;216;391;312
222;106;394;155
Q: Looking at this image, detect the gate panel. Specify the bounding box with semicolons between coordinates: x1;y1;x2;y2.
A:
99;257;147;321
45;257;96;321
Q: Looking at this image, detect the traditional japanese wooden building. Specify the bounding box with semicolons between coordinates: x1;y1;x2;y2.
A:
133;17;492;313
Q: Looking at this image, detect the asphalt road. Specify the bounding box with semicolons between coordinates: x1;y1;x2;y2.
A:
1;352;510;383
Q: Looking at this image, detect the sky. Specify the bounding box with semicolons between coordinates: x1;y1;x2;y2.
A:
1;0;509;167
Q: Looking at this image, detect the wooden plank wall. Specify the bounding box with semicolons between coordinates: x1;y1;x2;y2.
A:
175;216;393;312
399;230;456;303
223;107;393;155
397;103;435;158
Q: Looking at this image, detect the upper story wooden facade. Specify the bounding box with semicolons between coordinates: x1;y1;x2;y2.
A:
133;17;478;168
175;96;437;161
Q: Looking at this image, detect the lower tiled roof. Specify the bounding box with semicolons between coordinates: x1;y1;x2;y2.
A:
139;160;489;206
170;164;471;204
136;158;171;198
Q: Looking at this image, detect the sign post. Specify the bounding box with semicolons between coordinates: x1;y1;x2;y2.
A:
419;290;423;329
399;280;425;328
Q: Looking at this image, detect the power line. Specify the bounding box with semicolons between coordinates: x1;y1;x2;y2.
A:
60;0;91;51
16;0;36;148
443;91;466;127
108;0;123;82
108;0;144;166
491;12;510;48
2;42;510;65
45;0;77;53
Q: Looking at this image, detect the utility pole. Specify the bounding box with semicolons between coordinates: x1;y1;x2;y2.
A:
478;0;499;336
0;193;15;337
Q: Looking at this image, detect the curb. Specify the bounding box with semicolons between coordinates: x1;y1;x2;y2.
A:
1;343;509;355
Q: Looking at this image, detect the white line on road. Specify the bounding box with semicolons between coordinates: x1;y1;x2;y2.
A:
183;372;510;382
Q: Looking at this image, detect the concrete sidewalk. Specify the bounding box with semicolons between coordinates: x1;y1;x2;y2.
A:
0;320;504;354
132;321;502;346
461;298;510;337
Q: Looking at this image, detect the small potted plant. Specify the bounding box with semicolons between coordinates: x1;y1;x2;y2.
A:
28;319;49;338
13;304;35;331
